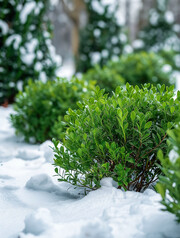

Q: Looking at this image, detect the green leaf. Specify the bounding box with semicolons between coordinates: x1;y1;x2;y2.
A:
83;133;87;141
115;86;121;94
157;149;164;161
170;106;175;114
77;148;82;157
117;108;122;118
131;111;136;122
126;157;135;163
144;121;152;129
156;183;166;199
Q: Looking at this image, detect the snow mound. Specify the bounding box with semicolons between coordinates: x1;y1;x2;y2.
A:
23;208;52;235
0;174;13;180
74;220;113;238
100;177;118;188
25;174;58;193
0;146;14;160
16;149;42;160
3;185;19;190
40;140;54;163
25;174;75;199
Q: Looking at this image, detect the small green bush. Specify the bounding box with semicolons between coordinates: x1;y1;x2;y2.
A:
10;78;95;143
156;123;180;223
83;64;125;95
53;84;180;192
108;52;174;87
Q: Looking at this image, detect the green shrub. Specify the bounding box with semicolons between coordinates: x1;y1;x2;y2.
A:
83;64;125;95
10;78;95;143
108;52;174;87
53;84;180;192
156;123;180;223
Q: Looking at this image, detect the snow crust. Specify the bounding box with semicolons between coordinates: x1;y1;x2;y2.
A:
0;107;180;238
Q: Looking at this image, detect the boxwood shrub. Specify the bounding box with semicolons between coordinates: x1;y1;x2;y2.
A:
83;64;125;95
108;52;174;87
156;122;180;223
53;84;180;192
10;78;95;143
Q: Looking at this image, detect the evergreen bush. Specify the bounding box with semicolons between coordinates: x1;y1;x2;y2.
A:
156;121;180;223
83;64;125;95
108;52;174;87
0;0;60;105
10;78;95;143
53;84;180;192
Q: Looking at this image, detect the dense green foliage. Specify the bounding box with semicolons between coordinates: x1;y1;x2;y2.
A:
53;84;180;192
108;52;174;87
10;78;95;143
157;122;180;223
0;0;60;104
83;64;125;95
76;0;129;73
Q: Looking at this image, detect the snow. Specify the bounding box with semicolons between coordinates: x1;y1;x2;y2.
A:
5;34;22;49
16;149;42;161
20;1;36;24
149;10;159;26
169;148;179;164
40;140;54;163
162;64;172;73
94;28;101;37
39;71;47;83
17;80;24;91
90;52;101;64
91;1;104;15
23;208;53;235
101;49;109;58
21;38;38;65
132;39;144;49
164;11;174;24
0;19;9;35
57;59;75;78
0;106;180;238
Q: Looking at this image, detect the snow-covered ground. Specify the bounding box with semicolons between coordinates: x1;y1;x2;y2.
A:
0;107;180;238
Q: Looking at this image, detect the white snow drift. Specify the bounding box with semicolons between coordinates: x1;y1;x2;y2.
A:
0;106;180;238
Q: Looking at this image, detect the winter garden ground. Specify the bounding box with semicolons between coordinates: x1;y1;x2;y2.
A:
0;100;180;237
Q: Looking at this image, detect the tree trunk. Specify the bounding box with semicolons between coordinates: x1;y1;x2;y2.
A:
61;0;86;59
137;0;156;32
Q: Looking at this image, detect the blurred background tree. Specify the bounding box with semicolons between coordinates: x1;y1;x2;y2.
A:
0;0;61;105
136;0;180;53
76;0;130;73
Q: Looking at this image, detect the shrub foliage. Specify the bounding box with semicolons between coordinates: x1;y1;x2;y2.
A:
108;52;174;87
10;78;95;143
156;122;180;223
53;84;180;192
83;64;125;95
